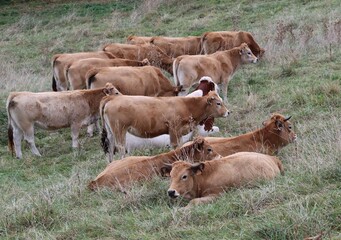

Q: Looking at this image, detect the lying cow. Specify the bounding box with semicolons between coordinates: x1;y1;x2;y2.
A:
100;90;229;161
162;152;284;207
7;83;118;159
201;31;265;57
203;113;297;156
102;43;174;75
150;36;202;57
124;76;220;153
173;43;258;102
88;137;221;191
52;51;116;91
66;58;150;90
86;65;181;96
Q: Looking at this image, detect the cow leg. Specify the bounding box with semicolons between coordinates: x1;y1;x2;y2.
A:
23;125;41;157
114;128;127;159
71;124;81;148
87;121;99;137
169;129;182;149
221;81;229;104
106;125;115;163
187;194;218;207
13;126;23;159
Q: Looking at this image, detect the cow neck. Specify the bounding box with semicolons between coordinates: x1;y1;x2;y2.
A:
192;161;214;198
249;123;283;154
80;88;106;114
185;97;211;123
225;48;242;72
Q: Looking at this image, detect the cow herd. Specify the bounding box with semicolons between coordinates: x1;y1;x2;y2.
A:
6;31;297;207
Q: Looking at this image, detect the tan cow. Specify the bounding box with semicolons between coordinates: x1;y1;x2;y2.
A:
203;113;297;156
100;91;229;161
88;137;221;191
52;51;116;91
66;58;150;90
86;65;181;96
173;43;258;102
103;43;174;75
126;35;153;44
150;36;202;57
7;83;119;159
163;152;284;207
201;31;265;57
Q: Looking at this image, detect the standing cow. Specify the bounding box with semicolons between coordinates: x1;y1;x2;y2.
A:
201;31;265;57
173;43;258;102
100;91;230;161
52;51;116;91
7;83;118;159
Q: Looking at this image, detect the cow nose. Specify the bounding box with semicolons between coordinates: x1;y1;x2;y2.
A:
253;58;258;63
168;189;177;198
224;110;230;117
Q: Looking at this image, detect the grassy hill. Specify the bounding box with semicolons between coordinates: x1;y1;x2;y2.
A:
0;0;340;239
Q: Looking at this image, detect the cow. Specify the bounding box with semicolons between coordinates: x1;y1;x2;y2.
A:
66;58;150;90
124;76;220;153
173;43;258;102
86;65;181;97
203;113;297;157
150;36;202;57
88;137;221;191
100;90;230;161
52;51;116;91
200;31;265;57
162;152;284;208
7;83;119;159
102;43;174;75
126;35;153;44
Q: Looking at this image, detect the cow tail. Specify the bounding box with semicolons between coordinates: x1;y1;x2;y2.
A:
85;68;99;89
172;57;181;86
6;97;15;156
199;32;208;54
100;99;110;154
51;54;60;91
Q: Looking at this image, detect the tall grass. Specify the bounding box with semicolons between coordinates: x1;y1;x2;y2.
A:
0;0;340;239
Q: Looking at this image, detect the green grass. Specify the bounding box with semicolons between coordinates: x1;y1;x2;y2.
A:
0;0;341;239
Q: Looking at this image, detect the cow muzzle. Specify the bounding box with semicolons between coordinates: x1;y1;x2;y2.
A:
253;58;258;63
224;110;230;118
168;189;179;198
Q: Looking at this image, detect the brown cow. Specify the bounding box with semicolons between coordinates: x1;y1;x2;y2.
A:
203;113;297;156
163;152;284;207
201;31;265;57
52;51;116;91
103;43;174;75
100;91;229;161
88;137;221;191
150;36;202;57
66;58;150;90
126;35;153;44
86;65;181;96
7;83;119;159
173;43;258;102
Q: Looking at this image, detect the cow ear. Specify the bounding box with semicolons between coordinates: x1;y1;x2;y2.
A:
190;163;205;175
160;164;172;177
275;120;284;131
207;96;215;105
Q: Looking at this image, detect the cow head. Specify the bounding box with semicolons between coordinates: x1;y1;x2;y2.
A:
176;136;221;162
163;161;205;200
239;43;258;64
205;91;230;118
103;83;122;96
262;113;297;144
193;76;219;95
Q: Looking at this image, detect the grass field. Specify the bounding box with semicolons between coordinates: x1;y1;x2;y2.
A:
0;0;340;239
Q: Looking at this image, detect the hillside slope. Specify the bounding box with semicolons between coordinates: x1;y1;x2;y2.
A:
0;0;340;239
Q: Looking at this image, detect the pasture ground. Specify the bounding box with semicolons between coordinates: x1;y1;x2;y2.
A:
0;0;340;239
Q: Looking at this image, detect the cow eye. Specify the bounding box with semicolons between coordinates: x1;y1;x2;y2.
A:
181;175;187;180
217;102;221;106
288;125;292;130
247;52;251;55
